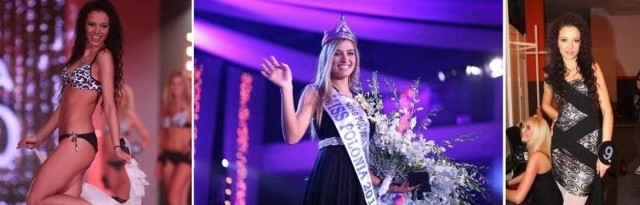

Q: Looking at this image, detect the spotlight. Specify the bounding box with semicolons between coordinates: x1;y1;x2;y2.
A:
225;188;232;195
226;177;233;184
465;65;482;76
222;158;229;168
438;71;446;82
487;58;503;78
224;200;231;205
186;60;194;71
186;32;193;42
186;46;194;57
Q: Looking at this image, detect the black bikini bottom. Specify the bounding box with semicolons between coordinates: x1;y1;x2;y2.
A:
157;150;191;165
59;132;98;152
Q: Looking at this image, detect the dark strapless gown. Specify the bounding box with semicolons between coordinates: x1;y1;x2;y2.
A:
529;152;563;204
302;109;374;205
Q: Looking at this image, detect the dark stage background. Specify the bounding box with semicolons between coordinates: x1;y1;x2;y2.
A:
194;1;504;204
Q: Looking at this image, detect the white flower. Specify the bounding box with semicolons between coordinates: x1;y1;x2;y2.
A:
410;117;417;129
360;73;487;204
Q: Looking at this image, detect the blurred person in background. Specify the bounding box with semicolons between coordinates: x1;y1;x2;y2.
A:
101;83;152;202
157;70;192;205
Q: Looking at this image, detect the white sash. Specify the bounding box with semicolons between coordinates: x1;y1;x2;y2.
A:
323;90;377;205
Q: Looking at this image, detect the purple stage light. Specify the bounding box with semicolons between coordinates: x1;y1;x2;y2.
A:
196;0;504;203
195;0;501;52
269;0;502;27
195;19;423;94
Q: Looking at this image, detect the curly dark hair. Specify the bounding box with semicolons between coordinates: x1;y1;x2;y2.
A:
66;0;124;105
544;13;599;111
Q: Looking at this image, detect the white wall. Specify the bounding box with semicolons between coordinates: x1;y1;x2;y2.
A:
114;1;161;205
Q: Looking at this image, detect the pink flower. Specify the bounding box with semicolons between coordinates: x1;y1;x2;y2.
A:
393;193;406;205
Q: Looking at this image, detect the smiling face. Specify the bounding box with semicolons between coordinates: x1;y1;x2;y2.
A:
557;25;581;61
85;10;109;48
330;40;357;80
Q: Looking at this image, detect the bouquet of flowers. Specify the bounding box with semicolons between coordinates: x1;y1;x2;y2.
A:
355;72;489;204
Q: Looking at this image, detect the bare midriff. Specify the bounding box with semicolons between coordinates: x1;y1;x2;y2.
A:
58;87;100;134
162;127;191;153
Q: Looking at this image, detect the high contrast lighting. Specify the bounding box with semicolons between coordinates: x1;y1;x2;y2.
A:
235;73;253;205
194;64;202;140
185;32;194;71
186;46;194;57
222;158;229;168
186;32;194;42
438;71;446;82
196;0;502;52
487;58;503;78
195;1;504;203
465;65;482;76
194;20;417;91
1;1;66;201
186;60;194;71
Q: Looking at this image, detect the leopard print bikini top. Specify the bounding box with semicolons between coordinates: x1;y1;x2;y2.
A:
61;51;102;92
162;107;191;128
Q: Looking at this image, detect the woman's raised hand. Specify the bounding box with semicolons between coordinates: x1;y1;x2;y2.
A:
261;56;292;89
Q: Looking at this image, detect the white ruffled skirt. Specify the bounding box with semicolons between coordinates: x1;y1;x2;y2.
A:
34;144;150;204
80;159;150;205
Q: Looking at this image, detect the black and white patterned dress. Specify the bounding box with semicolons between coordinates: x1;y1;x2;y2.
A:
551;78;601;197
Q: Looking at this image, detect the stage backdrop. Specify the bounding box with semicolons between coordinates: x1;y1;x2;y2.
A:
0;1;183;205
194;1;503;205
0;1;67;202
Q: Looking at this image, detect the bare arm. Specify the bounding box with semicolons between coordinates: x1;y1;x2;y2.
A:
541;82;558;120
97;50;131;162
260;56;316;144
158;114;167;155
506;153;542;204
280;85;317;144
594;63;614;177
507;173;525;186
594;63;613;142
127;111;152;148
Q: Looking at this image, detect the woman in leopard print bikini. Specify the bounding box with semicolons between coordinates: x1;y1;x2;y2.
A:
17;1;131;204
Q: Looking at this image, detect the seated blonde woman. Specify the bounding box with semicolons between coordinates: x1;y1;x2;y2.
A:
506;116;562;204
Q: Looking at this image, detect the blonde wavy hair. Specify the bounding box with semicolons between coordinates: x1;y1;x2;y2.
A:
311;38;360;131
523;116;552;157
162;70;192;117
